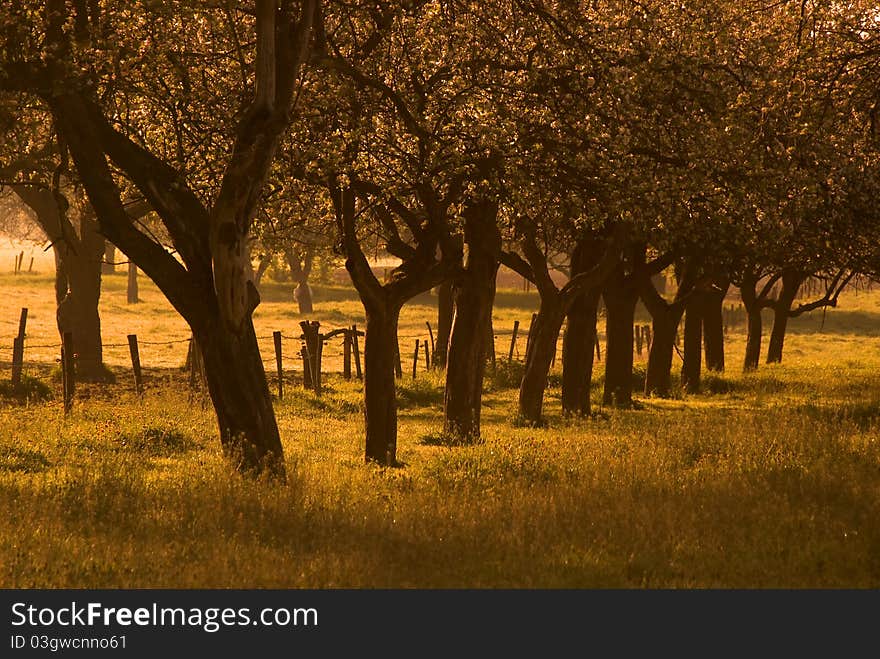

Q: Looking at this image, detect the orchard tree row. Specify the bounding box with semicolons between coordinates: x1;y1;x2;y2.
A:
1;0;878;479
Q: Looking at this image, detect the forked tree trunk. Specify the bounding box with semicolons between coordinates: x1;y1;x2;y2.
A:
766;271;803;364
561;289;600;415
603;273;638;408
286;247;316;315
444;201;500;440
364;303;401;464
703;279;729;372
644;306;682;397
13;186;108;380
517;297;565;424
433;279;454;368
196;316;285;477
681;293;704;393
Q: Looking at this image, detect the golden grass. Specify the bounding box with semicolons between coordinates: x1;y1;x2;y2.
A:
1;258;879;587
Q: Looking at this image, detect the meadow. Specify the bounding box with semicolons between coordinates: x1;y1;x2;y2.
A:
1;253;879;588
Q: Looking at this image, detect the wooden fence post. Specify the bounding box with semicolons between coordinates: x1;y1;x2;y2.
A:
394;342;402;379
62;331;75;414
635;325;643;356
412;340;420;380
343;332;352;380
27;256;33;273
644;325;652;350
127;334;143;395
301;344;313;390
315;335;323;395
351;324;362;380
595;333;601;361
508;320;520;361
11;307;27;387
424;336;430;371
425;321;435;367
299;321;322;394
273;331;284;399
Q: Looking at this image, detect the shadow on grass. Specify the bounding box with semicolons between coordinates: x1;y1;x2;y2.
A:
0;445;51;473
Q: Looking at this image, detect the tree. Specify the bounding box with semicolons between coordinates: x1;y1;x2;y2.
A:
1;0;319;478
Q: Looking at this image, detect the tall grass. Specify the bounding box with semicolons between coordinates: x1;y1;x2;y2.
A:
1;271;880;587
0;367;878;588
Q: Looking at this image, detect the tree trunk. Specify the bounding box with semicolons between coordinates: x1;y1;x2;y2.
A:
433;279;454;368
127;261;139;304
102;241;116;274
196;316;286;478
602;273;638;408
744;306;762;372
561;289;600;415
363;303;401;465
766;271;802;364
57;265;108;381
739;273;763;373
681;293;704;393
294;280;313;314
286;247;316;315
517;297;565;424
444;201;500;440
703;279;729;372
253;253;271;289
644;306;682;397
13;186;109;381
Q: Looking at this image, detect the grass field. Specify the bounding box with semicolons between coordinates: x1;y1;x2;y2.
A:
1;249;879;587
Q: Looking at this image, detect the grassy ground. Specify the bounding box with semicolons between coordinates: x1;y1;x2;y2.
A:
0;255;879;587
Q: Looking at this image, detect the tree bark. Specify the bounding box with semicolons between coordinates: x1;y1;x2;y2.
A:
644;305;682;397
195;316;285;478
561;289;600;415
703;278;729;372
433;279;454;368
444;200;500;440
364;302;401;464
681;293;705;393
602;270;638;408
766;270;803;364
518;297;565;424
